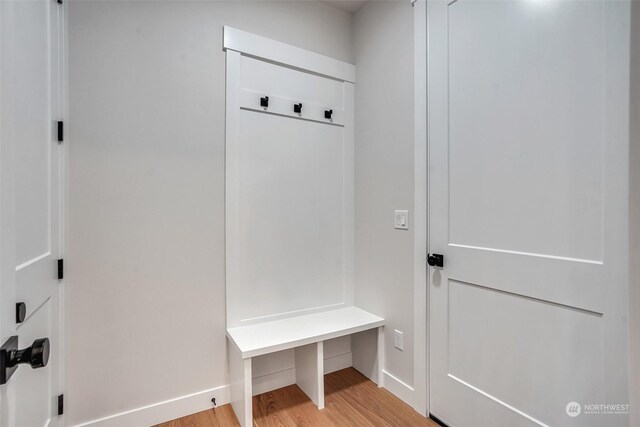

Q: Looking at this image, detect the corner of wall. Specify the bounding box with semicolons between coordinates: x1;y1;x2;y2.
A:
351;0;419;412
628;1;640;425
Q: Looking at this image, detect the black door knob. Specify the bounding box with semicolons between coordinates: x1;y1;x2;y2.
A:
0;336;50;384
427;253;444;268
13;338;50;368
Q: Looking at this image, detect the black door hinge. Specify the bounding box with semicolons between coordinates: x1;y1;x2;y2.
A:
57;259;64;280
57;121;63;143
58;394;64;415
56;0;62;4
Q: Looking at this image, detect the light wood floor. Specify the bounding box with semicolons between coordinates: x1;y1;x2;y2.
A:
155;368;439;427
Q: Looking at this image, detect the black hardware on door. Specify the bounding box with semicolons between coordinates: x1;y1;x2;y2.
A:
16;302;26;324
294;103;302;114
57;121;64;143
260;96;269;107
58;394;64;415
427;253;444;268
324;109;333;119
0;336;50;384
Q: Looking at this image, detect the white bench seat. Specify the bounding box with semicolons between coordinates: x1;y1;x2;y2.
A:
226;306;384;359
226;306;385;427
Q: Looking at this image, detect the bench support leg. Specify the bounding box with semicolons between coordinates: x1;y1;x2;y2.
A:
228;339;252;427
377;326;385;388
352;326;385;387
295;341;324;409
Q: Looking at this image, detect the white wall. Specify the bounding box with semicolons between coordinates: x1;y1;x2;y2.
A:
352;0;415;399
629;1;640;425
66;1;352;425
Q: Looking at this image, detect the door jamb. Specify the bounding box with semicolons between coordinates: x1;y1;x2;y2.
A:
58;0;68;420
413;0;429;417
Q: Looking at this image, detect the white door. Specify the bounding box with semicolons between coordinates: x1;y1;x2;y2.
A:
0;0;63;426
428;1;631;426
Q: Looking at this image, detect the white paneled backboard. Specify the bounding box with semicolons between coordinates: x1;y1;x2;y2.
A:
225;27;355;328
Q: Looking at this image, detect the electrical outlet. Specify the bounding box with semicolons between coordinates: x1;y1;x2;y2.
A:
394;329;404;351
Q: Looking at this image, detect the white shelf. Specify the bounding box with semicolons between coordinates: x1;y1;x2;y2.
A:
227;306;384;359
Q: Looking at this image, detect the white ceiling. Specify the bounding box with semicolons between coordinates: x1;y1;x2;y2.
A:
321;0;369;14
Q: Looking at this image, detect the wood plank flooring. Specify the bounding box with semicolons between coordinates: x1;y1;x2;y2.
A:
155;368;438;427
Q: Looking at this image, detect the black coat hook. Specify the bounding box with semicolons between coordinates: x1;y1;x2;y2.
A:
324;109;333;119
294;103;302;114
260;96;269;107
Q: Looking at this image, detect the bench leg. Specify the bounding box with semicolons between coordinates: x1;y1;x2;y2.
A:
352;326;385;387
377;326;385;388
295;341;324;409
228;339;252;427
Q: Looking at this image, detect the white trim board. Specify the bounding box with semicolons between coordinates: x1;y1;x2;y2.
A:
67;377;412;427
412;0;429;417
252;351;353;396
68;372;414;427
69;385;230;427
223;26;355;83
68;352;362;427
253;368;296;397
382;370;415;408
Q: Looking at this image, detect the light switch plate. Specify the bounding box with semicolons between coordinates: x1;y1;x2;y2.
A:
394;210;408;230
394;329;404;351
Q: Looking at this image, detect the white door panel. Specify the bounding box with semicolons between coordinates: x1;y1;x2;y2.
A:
428;1;630;426
448;0;605;263
447;280;604;425
14;0;53;268
1;0;62;426
12;301;54;427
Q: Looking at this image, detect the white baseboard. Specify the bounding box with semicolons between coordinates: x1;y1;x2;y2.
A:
70;385;230;427
325;351;352;374
382;369;414;407
71;352;354;427
252;351;352;396
253;367;296;396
